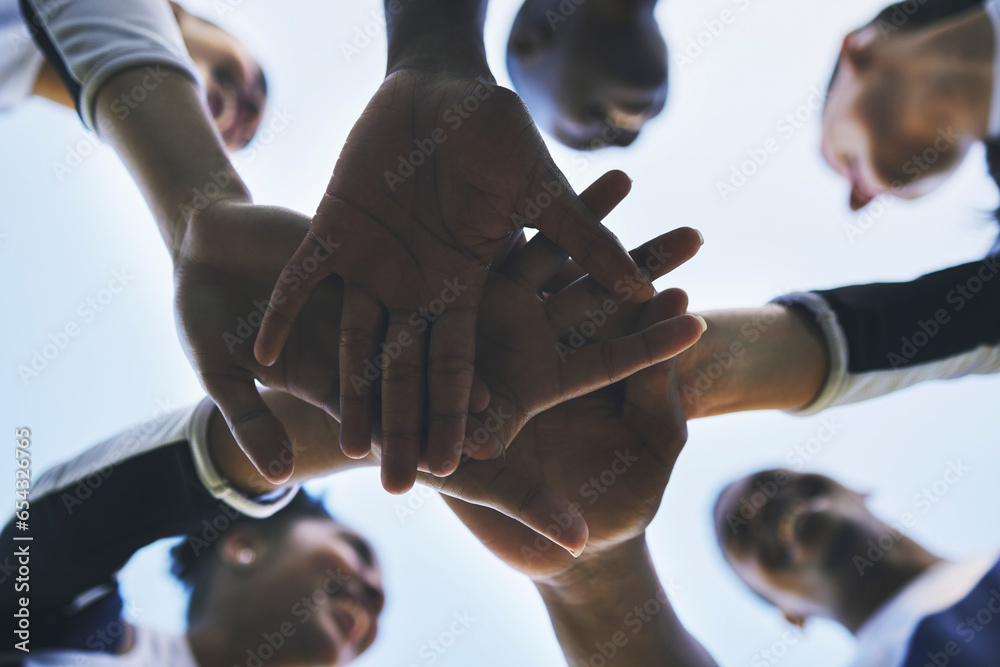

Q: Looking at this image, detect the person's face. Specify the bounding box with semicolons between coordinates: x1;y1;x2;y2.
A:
229;519;385;666
507;0;667;150
821;27;970;210
171;2;266;151
713;471;880;621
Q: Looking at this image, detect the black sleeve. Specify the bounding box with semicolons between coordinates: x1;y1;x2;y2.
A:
775;255;1000;414
0;409;254;659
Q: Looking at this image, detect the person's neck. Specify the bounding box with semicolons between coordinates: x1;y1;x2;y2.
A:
186;619;243;667
905;8;996;139
835;538;944;634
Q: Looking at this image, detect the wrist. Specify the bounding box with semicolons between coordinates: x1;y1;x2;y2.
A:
173;190;253;266
385;1;492;79
534;535;650;600
678;306;829;418
94;67;250;261
676;313;736;419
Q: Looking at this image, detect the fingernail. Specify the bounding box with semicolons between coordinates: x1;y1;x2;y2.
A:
695;315;708;333
569;545;586;559
696;229;705;245
490;444;506;460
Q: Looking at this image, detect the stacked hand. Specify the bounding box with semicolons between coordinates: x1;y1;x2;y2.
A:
435;321;691;576
174;200;346;482
252;69;656;492
416;173;705;563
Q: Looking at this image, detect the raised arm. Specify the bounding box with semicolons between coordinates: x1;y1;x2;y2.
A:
18;0;320;484
677;304;829;418
431;277;717;665
254;0;654;493
536;537;717;667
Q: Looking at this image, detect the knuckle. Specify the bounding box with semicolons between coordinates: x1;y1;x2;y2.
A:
340;326;375;350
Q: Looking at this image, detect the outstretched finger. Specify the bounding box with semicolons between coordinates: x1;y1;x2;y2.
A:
539;170;635;293
502;170;634;292
254;229;339;367
578;169;633;219
204;372;295;484
380;311;426;494
426;306;479;476
560;314;707;399
630;226;704;284
338;287;385;458
531;170;654;303
419;464;588;557
545;228;704;337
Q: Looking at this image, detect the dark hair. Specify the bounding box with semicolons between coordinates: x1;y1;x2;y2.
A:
828;0;1000;243
170;492;334;622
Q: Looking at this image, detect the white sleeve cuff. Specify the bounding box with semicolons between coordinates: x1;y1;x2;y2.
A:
771;292;850;416
187;398;299;519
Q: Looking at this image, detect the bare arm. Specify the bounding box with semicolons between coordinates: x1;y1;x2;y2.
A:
93;67;249;256
385;0;490;76
677;305;829;419
535;537;717;667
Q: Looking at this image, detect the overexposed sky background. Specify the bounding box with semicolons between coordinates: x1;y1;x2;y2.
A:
2;0;999;665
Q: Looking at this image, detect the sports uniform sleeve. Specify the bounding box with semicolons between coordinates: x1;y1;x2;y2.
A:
18;0;202;131
0;398;297;659
774;255;1000;415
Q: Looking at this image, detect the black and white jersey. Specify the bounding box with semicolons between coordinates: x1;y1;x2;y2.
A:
0;399;297;665
16;0;202;129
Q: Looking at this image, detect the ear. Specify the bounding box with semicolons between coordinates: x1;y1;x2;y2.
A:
783;611;808;629
842;26;879;71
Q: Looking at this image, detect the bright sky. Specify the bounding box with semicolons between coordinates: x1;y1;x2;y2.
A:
2;0;999;665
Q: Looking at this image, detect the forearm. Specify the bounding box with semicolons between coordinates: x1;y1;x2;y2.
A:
534;537;716;667
20;0;235;257
385;0;491;77
676;305;828;419
209;389;374;496
94;68;249;259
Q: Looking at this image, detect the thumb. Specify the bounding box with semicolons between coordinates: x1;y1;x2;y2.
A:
204;373;295;483
255;229;338;367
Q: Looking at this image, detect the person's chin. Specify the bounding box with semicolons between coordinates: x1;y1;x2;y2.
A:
302;613;343;666
551;121;639;150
